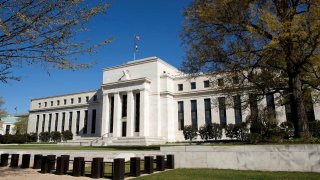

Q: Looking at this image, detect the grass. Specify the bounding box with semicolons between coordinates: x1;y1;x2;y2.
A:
0;144;160;151
135;169;320;180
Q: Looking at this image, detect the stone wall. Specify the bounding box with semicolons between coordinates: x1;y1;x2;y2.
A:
161;145;320;172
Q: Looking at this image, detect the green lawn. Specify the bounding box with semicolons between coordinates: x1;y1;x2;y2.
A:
135;169;320;180
0;144;160;151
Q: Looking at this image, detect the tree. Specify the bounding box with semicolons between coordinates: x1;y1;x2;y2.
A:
61;130;73;141
39;131;50;142
13;116;28;135
0;0;111;83
182;0;320;139
183;125;198;143
0;96;6;132
50;131;61;142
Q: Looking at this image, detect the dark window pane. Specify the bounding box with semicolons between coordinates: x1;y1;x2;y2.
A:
178;84;183;91
135;93;140;132
110;96;114;133
191;100;198;130
204;80;210;88
178;101;184;130
191;82;196;89
204;98;212;125
91;109;96;134
233;95;242;124
218;97;227;125
122;95;127;118
218;78;224;86
83;110;88;134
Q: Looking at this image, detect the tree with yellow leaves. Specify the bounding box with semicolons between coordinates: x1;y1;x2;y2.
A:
182;0;320;139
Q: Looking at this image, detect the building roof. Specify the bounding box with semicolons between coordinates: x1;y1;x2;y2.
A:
0;115;19;123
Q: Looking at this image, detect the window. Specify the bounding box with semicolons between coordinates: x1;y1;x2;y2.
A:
83;110;88;134
86;96;89;102
38;103;41;108
204;99;212;125
55;113;58;132
78;97;81;103
204;80;210;88
191;100;198;130
249;94;258;118
135;93;140;132
232;76;239;84
266;93;276;118
69;112;73;131
62;112;65;132
64;99;67;105
178;84;183;91
71;98;74;104
218;78;224;86
42;114;46;132
48;114;52;133
76;111;80;135
51;101;53;106
44;102;47;107
305;92;315;121
178;101;184;130
233;95;242;124
191;82;196;90
93;95;97;102
218;97;227;126
91;109;96;134
109;96;114;133
57;100;60;106
36;115;40;134
122;95;127;118
5;125;10;135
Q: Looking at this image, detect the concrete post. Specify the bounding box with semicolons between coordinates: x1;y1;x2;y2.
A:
91;157;104;179
113;158;125;180
0;153;9;166
33;154;42;169
55;157;65;175
166;154;175;169
73;157;85;177
130;157;140;177
10;154;19;167
156;155;165;171
144;156;153;174
21;154;31;168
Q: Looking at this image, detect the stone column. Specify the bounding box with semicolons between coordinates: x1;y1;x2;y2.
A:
72;111;77;136
113;92;121;137
38;114;43;134
140;89;149;137
127;91;134;137
101;94;109;137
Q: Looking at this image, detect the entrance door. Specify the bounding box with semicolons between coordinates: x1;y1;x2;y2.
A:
122;121;127;137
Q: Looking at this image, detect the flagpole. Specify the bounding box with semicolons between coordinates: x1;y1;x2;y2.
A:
133;35;136;60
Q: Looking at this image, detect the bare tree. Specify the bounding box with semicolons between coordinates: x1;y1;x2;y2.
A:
0;0;111;83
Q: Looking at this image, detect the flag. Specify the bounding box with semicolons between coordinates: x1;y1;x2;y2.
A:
134;35;140;52
134;35;140;41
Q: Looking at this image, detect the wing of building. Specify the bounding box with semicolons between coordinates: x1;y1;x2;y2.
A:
27;57;320;145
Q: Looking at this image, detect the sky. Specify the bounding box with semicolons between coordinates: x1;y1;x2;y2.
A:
0;0;192;115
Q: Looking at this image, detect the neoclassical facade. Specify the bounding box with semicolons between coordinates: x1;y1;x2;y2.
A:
27;57;320;145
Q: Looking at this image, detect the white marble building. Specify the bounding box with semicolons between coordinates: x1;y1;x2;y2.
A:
27;57;320;145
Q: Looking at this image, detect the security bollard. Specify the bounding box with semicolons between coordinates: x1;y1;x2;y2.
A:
0;153;9;166
130;157;141;177
156;155;165;171
47;155;56;173
91;157;104;179
166;154;175;169
10;154;19;167
144;156;154;174
61;155;70;173
40;156;49;173
113;158;125;180
33;154;43;169
21;154;31;168
55;156;65;175
73;157;85;177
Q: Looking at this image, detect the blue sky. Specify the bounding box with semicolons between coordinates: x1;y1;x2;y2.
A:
0;0;191;114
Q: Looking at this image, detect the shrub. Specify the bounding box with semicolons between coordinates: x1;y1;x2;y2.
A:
225;124;238;139
26;132;38;142
279;121;295;139
0;134;27;144
183;125;198;143
210;123;223;140
61;130;73;141
198;125;210;140
39;132;50;142
50;131;61;142
247;133;262;144
225;123;249;141
309;121;320;138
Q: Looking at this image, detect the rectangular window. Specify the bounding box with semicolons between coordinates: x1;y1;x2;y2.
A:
44;102;47;107
93;95;97;102
38;103;41;108
5;125;10;135
218;78;224;86
36;115;39;134
109;96;114;133
191;100;198;130
191;82;196;89
178;101;184;130
178;84;183;91
266;93;276;118
122;95;127;118
305;92;315;122
91;109;96;134
42;114;46;132
55;113;58;131
204;80;210;88
76;111;80;135
57;100;60;106
233;95;242;124
83;110;88;134
135;93;140;132
69;112;73;131
204;98;212;125
64;99;67;105
78;97;81;103
249;94;258;118
48;114;52;133
71;98;74;104
218;97;227;126
51;101;53;106
62;112;65;132
232;76;239;84
86;96;89;102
